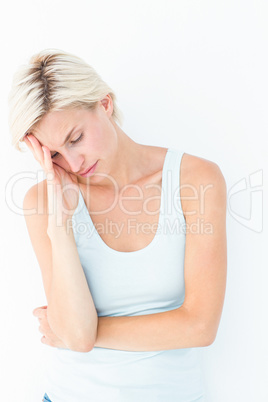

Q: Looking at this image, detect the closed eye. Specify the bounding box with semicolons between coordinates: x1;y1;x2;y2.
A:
51;133;84;159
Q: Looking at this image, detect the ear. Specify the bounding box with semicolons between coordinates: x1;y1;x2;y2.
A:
100;94;113;117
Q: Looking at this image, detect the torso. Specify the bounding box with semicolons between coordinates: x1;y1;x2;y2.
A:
77;146;193;253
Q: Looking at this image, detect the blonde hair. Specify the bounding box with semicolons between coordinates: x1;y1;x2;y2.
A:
8;48;124;152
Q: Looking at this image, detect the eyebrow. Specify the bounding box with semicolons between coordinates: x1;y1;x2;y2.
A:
60;126;78;147
48;126;78;153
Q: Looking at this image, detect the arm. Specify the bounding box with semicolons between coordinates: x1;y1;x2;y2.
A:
94;158;227;352
23;181;98;352
95;307;207;351
48;225;98;352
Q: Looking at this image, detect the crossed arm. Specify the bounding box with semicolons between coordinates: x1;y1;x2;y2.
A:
35;161;227;353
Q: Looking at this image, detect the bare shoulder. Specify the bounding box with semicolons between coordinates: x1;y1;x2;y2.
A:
180;152;227;216
180;152;225;180
23;178;48;211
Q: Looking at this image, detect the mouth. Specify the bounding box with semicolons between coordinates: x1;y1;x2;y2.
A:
79;161;98;177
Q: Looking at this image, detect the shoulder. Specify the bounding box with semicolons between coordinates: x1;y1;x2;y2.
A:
180;152;227;216
180;152;226;183
23;178;48;219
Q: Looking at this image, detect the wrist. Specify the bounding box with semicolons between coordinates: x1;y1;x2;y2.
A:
47;217;74;241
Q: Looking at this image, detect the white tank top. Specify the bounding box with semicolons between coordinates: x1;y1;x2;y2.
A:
44;147;205;402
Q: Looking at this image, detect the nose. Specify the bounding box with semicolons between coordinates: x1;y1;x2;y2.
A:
63;152;84;173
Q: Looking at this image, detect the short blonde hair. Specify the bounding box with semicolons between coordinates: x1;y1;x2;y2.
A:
8;48;124;151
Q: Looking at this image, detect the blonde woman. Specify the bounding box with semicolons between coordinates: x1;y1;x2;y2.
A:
8;48;227;402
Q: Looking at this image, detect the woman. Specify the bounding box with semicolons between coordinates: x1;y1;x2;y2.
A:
8;48;227;402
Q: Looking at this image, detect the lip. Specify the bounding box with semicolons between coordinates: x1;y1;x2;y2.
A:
79;161;98;177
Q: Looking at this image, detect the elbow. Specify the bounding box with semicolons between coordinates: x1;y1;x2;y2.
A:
198;321;217;347
47;307;98;353
74;342;94;353
72;327;98;353
80;334;96;352
66;333;96;353
49;324;96;353
77;312;99;352
182;306;219;347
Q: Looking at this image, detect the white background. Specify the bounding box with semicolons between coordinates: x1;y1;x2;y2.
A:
1;1;267;401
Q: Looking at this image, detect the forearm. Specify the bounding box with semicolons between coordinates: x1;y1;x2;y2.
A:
47;223;98;352
94;306;210;352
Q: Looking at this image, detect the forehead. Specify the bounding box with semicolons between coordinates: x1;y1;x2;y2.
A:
31;107;91;147
33;108;82;135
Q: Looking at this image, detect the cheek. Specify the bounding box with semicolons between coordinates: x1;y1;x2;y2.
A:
53;158;69;170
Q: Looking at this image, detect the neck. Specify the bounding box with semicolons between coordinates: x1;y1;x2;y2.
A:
78;122;147;192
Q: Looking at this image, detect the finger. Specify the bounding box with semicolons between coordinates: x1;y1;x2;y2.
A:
24;137;40;164
37;312;48;322
33;305;47;314
24;135;34;153
26;135;54;183
34;312;47;321
27;134;45;166
33;306;47;316
41;336;51;346
35;305;47;310
39;323;50;334
42;145;55;179
33;308;40;317
42;145;60;215
41;335;56;348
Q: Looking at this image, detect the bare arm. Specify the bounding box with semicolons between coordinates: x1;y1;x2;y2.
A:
24;182;97;353
94;306;208;351
48;223;98;352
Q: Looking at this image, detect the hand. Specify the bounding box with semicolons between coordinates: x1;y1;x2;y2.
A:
33;305;69;350
24;134;79;231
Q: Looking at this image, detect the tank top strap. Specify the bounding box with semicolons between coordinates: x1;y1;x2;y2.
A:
161;148;186;225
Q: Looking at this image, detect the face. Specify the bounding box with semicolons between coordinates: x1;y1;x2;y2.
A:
29;96;118;185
